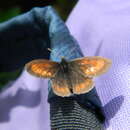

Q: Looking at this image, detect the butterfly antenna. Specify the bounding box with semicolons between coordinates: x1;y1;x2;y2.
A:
47;48;61;60
47;48;52;52
59;47;77;60
47;47;78;60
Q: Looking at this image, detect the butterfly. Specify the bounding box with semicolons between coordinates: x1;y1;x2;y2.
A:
25;56;111;97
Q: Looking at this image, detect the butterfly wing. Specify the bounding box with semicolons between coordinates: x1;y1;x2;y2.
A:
51;70;72;97
69;68;94;94
69;56;111;77
25;59;60;78
73;78;94;94
51;65;94;96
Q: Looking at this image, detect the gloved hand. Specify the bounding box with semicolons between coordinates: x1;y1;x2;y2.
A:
0;6;104;130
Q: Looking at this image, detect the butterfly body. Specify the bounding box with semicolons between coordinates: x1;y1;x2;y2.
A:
59;57;70;74
55;57;74;94
25;56;111;97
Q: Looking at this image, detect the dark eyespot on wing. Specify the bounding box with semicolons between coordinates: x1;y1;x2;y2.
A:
69;56;111;77
25;59;59;78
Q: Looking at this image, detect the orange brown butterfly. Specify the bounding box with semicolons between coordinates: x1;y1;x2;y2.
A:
25;56;111;97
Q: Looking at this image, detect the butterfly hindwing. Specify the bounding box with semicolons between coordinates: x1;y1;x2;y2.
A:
69;56;111;77
51;65;94;97
51;70;72;97
69;67;94;94
73;78;94;94
25;59;59;78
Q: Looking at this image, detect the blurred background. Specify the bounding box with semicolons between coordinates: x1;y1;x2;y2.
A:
0;0;77;89
0;0;77;22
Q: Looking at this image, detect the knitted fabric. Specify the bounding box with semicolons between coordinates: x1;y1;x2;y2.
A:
50;97;104;130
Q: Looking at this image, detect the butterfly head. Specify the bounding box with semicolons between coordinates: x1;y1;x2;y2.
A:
61;56;68;63
60;56;69;73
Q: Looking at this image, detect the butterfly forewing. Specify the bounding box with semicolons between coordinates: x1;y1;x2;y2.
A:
25;59;59;78
69;56;111;77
